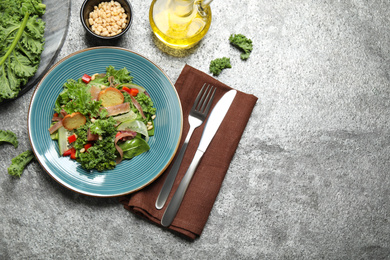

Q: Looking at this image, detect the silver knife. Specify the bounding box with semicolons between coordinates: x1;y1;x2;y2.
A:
161;90;237;227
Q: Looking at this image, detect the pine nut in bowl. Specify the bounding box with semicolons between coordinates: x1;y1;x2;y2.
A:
80;0;132;40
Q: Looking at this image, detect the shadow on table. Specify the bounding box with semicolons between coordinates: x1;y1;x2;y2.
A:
151;33;200;58
129;211;196;242
83;31;201;59
36;165;119;207
84;32;126;47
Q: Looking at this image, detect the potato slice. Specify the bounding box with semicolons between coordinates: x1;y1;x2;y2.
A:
98;87;124;107
62;112;86;131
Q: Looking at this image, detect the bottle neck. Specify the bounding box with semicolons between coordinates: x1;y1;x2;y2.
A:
200;0;213;10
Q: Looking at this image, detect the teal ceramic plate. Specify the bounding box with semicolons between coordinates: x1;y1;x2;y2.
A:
28;47;183;197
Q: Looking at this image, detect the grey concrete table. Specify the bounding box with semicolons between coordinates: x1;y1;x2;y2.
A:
1;0;389;259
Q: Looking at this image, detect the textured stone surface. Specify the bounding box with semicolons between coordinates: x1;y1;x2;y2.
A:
1;0;390;259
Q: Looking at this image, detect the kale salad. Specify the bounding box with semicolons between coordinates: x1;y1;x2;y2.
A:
49;66;156;172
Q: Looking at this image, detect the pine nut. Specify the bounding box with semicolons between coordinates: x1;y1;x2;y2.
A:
91;73;99;80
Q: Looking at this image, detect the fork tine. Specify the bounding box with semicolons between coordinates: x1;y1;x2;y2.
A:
202;86;216;114
192;83;206;110
196;84;210;111
199;85;214;113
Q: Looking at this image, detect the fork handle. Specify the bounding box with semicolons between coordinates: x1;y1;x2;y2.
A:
161;149;204;227
155;126;196;209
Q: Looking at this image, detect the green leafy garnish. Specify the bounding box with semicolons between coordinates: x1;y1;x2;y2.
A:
55;78;102;117
133;92;156;124
71;117;118;171
229;34;253;60
106;65;133;84
118;135;150;160
77;137;117;172
0;130;18;148
209;57;232;76
0;130;34;177
0;0;46;102
8;150;35;177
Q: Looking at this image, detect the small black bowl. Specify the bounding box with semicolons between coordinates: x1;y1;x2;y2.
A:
80;0;133;40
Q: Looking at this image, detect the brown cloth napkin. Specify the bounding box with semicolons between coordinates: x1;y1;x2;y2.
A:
119;64;258;240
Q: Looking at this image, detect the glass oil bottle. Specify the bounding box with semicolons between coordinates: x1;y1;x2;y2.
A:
149;0;212;50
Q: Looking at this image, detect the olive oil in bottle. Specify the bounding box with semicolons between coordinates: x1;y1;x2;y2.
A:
149;0;212;49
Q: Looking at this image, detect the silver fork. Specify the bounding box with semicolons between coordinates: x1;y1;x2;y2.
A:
155;83;216;209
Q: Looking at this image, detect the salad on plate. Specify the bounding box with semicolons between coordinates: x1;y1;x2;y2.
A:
48;66;156;172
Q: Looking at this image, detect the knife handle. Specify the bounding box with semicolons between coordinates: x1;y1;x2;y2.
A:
161;150;204;227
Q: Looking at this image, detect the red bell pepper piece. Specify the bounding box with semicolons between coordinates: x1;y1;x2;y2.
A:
63;148;73;156
70;148;77;160
82;74;91;84
129;88;139;96
84;143;93;151
122;87;131;95
67;134;77;144
63;147;76;159
122;87;139;96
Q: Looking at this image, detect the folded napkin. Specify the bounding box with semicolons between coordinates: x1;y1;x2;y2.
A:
120;64;258;240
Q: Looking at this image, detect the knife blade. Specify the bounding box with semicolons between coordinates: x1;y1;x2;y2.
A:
161;89;237;227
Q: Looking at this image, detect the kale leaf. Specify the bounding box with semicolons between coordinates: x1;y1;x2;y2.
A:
209;57;232;76
55;79;103;118
229;34;253;60
8;150;35;177
0;0;46;102
75;117;118;171
106;65;133;85
133;92;156;122
0;130;18;148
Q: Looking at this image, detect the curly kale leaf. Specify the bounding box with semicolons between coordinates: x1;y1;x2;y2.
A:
55;79;103;118
106;65;133;85
75;117;118;171
129;92;156;123
229;34;253;60
0;130;18;148
77;142;117;172
209;57;232;76
8;150;35;177
0;0;46;17
0;0;46;102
